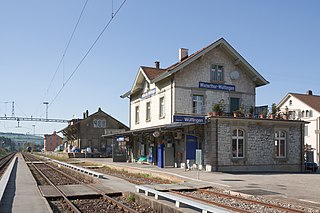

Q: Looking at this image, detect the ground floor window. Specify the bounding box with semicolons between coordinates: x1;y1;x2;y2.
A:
275;130;286;158
232;129;244;158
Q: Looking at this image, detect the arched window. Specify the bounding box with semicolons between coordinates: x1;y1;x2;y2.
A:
289;100;292;106
275;130;286;158
306;110;309;117
232;129;244;158
301;110;305;118
310;110;313;117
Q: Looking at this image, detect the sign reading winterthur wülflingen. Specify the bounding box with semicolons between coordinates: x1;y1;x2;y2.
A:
199;81;235;91
173;115;205;124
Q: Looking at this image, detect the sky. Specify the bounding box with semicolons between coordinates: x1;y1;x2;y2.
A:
0;0;319;135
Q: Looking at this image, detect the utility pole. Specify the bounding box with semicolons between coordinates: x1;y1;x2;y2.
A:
32;125;36;135
43;102;49;120
12;101;15;117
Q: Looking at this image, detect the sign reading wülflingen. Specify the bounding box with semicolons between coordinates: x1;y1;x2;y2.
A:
141;88;156;99
173;115;205;124
199;82;235;91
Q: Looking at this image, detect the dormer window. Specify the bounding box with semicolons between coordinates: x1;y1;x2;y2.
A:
211;64;224;81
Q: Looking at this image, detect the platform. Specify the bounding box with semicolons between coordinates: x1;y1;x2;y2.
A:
0;153;52;213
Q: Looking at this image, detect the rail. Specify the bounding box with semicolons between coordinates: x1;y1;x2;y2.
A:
0;156;17;202
136;185;231;213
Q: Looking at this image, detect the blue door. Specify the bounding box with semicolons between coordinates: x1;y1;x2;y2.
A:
157;144;164;168
186;135;198;160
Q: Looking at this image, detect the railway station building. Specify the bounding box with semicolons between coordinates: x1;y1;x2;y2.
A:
106;38;306;172
60;108;128;156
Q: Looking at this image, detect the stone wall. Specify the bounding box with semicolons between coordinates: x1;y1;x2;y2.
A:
204;118;304;172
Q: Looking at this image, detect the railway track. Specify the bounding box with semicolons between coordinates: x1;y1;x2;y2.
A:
0;152;16;179
22;153;158;213
174;188;313;213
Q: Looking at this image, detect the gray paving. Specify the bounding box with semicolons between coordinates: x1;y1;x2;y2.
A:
0;153;52;213
78;157;320;206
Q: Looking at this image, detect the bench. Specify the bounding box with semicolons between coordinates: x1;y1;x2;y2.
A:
136;185;230;213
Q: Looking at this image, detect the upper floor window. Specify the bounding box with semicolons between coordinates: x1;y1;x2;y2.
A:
192;95;203;114
232;129;244;158
211;64;224;81
146;102;151;121
305;125;309;137
289;100;292;106
135;105;140;124
275;130;286;158
301;110;305;118
306;110;309;117
159;97;165;118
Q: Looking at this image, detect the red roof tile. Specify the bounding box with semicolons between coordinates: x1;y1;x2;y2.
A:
141;66;167;80
290;93;320;112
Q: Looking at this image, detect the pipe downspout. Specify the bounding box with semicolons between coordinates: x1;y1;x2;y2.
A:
301;123;304;172
216;119;219;171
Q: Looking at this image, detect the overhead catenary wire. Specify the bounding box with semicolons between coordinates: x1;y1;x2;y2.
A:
33;0;89;118
49;0;127;107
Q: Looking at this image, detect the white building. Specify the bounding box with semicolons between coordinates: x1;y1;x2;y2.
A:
278;90;320;163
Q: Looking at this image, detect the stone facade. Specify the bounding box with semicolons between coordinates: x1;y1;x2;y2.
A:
204;117;305;172
61;108;128;153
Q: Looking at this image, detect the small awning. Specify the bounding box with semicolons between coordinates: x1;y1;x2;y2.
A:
102;122;203;138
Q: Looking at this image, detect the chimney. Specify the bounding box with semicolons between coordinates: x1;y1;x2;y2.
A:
155;61;160;69
306;90;313;95
83;112;86;119
179;48;188;61
86;110;89;118
98;107;102;112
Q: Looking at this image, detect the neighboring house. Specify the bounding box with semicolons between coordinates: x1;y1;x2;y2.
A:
278;90;320;163
60;108;128;155
107;38;306;172
44;131;63;151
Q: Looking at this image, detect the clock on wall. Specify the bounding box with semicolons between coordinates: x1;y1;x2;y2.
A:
230;70;240;80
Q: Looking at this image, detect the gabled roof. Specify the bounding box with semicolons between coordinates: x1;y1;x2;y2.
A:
278;93;320;113
123;37;269;98
59;108;129;134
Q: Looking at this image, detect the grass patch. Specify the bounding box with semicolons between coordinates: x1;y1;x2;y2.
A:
126;194;135;202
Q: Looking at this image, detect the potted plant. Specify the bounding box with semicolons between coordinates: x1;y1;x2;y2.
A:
283;106;289;120
234;104;244;117
269;103;278;119
259;108;268;119
248;105;254;118
212;103;223;116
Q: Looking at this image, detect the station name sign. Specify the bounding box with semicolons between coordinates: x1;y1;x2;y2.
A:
199;82;235;91
173;115;205;124
141;88;156;99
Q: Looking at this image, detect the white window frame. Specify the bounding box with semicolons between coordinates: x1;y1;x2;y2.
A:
135;105;140;124
159;96;165;118
232;129;245;158
146;102;151;122
192;95;203;114
305;125;309;137
211;64;224;81
275;130;286;158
